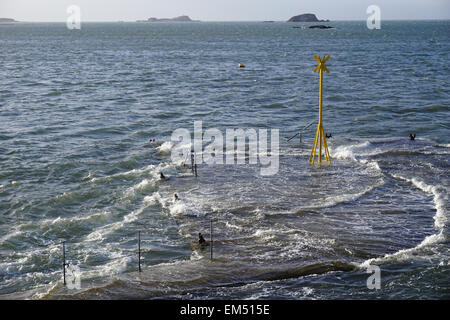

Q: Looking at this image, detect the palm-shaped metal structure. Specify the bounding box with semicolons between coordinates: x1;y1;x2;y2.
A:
309;55;331;164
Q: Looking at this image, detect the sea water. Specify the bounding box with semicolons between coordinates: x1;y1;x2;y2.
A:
0;21;448;299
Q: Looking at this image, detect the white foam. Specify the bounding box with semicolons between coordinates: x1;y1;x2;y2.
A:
169;201;205;218
252;229;278;241
360;159;381;172
0;181;20;189
330;141;373;161
31;210;113;231
190;250;203;261
124;178;157;197
143;192;165;205
156;141;174;155
96;256;133;276
359;174;448;268
32;281;60;300
90;162;173;183
82;171;94;181
305;177;385;210
84;200;150;242
390;174;448;230
359;231;446;269
224;220;244;231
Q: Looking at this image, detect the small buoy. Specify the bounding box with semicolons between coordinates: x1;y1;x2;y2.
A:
238;63;245;68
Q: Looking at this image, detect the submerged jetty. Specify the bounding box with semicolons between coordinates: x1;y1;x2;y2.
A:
137;15;199;22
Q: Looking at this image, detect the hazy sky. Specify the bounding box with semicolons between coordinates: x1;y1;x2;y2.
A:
1;0;449;22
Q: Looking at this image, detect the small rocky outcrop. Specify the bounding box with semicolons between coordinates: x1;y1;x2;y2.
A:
308;25;333;29
137;15;199;22
288;14;329;22
0;18;18;23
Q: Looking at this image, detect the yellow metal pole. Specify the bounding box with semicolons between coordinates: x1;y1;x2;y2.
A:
319;68;323;126
318;68;323;164
310;55;331;165
309;125;319;163
322;126;331;163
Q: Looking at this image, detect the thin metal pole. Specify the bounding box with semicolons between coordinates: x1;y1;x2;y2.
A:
138;231;141;273
194;151;198;177
210;219;213;260
62;241;66;286
318;69;323;164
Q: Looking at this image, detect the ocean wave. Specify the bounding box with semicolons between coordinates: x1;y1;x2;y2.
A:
358;232;447;269
123;178;158;198
155;141;174;155
84;200;152;243
82;171;94;181
0;180;20;189
143;191;205;218
302;177;385;210
391;174;448;231
89;161;176;184
330;137;449;161
169;201;205;218
358;173;448;268
252;229;279;241
29;253;135;300
330;141;380;161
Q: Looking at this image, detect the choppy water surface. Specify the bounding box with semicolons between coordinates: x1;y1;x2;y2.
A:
0;21;449;299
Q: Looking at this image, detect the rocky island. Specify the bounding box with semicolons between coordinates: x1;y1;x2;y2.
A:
137;15;199;22
287;14;329;22
288;14;333;29
0;18;18;23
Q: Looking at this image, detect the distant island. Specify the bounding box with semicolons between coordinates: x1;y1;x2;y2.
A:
0;18;18;23
287;14;329;22
137;15;199;22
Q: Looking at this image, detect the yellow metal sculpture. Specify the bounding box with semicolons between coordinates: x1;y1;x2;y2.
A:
309;55;331;165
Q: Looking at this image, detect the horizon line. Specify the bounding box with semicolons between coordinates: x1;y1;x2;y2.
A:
5;18;450;23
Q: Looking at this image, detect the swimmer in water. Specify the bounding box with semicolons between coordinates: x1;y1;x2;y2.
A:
326;133;332;139
146;139;155;147
174;193;179;201
409;133;416;141
160;172;166;180
198;233;206;246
